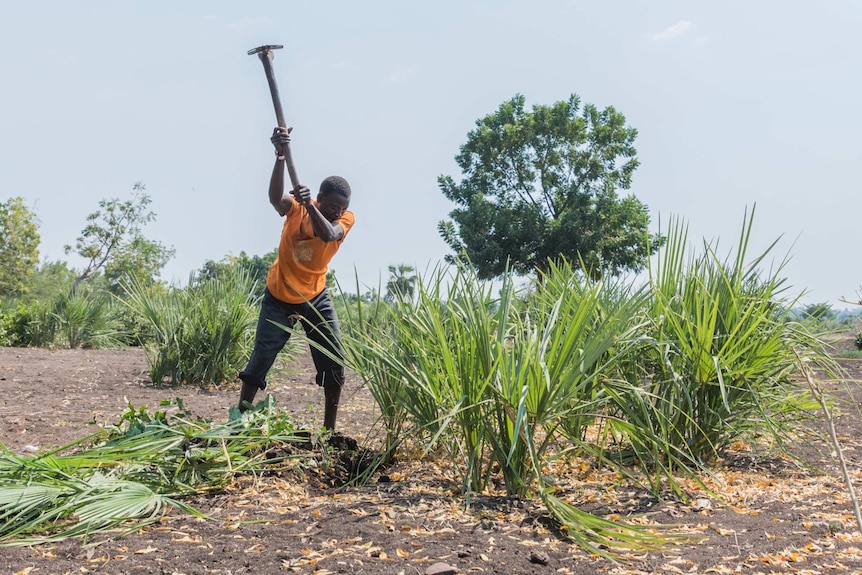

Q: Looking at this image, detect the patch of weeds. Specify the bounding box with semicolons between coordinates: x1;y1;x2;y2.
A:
837;349;862;359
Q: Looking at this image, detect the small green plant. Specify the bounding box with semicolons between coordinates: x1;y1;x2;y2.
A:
854;332;862;350
7;299;56;347
53;291;124;349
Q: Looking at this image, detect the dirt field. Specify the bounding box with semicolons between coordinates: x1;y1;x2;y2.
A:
2;337;862;575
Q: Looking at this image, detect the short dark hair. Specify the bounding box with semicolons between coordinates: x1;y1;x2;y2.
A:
319;176;351;199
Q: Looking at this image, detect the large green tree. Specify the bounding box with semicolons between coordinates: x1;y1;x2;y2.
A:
0;197;41;297
438;94;661;279
65;183;174;293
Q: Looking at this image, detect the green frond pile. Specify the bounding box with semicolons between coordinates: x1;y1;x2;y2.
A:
0;397;312;546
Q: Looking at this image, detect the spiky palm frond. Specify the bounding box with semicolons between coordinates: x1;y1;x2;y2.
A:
0;396;312;546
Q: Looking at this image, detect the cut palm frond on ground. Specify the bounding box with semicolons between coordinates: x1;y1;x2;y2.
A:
0;396;314;546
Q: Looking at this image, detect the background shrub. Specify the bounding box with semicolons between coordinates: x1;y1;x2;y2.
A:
122;270;261;386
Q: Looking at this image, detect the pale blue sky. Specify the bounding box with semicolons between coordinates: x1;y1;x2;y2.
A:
1;2;859;307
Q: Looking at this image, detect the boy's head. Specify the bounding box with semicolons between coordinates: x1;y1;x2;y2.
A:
317;176;351;222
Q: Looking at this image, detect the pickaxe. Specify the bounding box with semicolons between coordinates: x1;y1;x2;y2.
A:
248;44;301;190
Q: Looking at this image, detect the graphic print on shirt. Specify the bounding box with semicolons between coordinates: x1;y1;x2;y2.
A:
294;240;314;262
293;216;316;262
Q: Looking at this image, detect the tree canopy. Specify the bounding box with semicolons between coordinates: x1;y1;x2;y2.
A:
801;302;833;322
0;196;41;297
65;183;174;293
197;249;278;291
438;94;661;279
385;264;417;302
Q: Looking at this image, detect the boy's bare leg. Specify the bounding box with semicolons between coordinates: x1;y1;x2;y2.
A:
323;381;341;430
238;382;259;413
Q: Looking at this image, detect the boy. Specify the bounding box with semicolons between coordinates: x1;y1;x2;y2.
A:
237;127;355;431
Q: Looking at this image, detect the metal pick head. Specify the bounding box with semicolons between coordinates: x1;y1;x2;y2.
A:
247;44;283;56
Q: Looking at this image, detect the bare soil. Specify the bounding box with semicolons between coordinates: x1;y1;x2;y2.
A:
2;337;862;575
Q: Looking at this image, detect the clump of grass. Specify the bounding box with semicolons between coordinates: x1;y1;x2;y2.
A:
605;209;831;496
120;270;261;386
53;290;125;349
583;208;844;507
339;262;679;556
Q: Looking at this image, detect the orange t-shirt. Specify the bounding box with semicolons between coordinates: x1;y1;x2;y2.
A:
265;200;355;304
